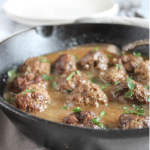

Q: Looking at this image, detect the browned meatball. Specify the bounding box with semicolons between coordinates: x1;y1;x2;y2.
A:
53;54;77;75
118;113;150;129
99;66;128;84
18;57;50;75
63;111;100;129
134;60;150;83
121;54;143;72
67;83;108;107
112;79;149;104
11;72;47;93
80;50;109;71
12;84;50;112
55;70;89;93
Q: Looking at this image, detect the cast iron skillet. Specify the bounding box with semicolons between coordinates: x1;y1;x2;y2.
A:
0;24;149;150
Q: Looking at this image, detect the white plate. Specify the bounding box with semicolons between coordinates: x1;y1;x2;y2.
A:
4;0;119;26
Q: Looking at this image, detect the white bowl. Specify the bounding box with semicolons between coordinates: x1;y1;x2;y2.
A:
4;0;119;26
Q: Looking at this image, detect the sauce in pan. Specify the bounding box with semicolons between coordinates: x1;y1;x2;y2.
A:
4;44;149;129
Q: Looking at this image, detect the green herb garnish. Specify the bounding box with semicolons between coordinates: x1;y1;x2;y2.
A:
73;107;81;112
90;78;99;83
125;77;136;98
122;107;127;110
99;110;107;117
125;91;133;98
115;64;122;69
93;47;99;51
92;110;107;128
42;74;52;81
98;82;103;85
115;81;121;85
144;85;149;90
121;53;125;56
52;82;57;89
132;104;144;113
147;95;150;102
8;69;16;78
66;72;74;80
67;89;72;94
107;54;111;58
76;70;82;77
74;55;78;60
86;72;90;76
26;89;37;93
22;92;26;95
133;52;141;57
39;57;50;63
24;72;28;75
100;83;110;90
115;87;121;94
4;96;15;101
16;73;20;77
61;106;68;109
125;110;145;115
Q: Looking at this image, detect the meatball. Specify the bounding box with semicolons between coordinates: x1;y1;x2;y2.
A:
121;54;143;72
55;70;89;93
80;50;109;71
53;54;77;75
134;60;150;83
11;72;47;93
67;83;108;107
18;57;50;75
63;111;100;129
118;113;150;129
12;84;50;112
99;65;128;84
112;79;149;104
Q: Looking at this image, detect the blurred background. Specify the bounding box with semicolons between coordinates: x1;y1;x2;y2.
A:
0;0;149;42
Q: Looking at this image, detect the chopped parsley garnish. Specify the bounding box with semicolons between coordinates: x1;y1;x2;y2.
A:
122;107;127;110
125;91;133;98
22;92;26;95
147;95;150;102
99;110;107;117
98;82;103;85
39;57;50;63
52;82;57;89
66;72;74;80
100;83;110;90
121;53;125;56
24;72;28;75
115;64;122;69
92;110;107;128
115;87;121;94
26;89;37;93
61;106;68;109
86;72;90;76
144;85;149;90
8;69;17;78
93;47;99;51
124;110;145;116
90;78;99;83
125;77;136;98
133;52;141;57
76;70;82;77
74;55;78;60
67;89;72;94
107;54;111;58
73;107;81;112
132;104;144;113
4;96;15;101
42;74;52;81
115;81;121;85
16;73;20;77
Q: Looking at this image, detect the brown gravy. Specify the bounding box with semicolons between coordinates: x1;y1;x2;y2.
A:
4;44;149;129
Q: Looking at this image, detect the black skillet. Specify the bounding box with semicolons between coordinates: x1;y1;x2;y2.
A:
0;24;149;150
